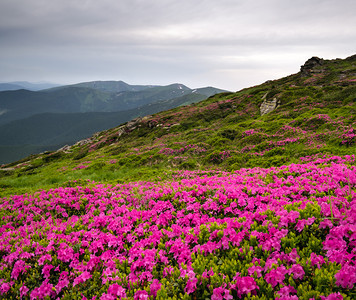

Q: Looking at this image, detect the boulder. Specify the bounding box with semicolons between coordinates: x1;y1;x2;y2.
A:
260;92;280;115
300;57;324;77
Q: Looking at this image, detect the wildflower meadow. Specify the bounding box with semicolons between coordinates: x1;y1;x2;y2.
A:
0;155;355;299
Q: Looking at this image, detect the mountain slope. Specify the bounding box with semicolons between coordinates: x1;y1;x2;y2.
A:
0;55;356;300
0;82;227;125
0;82;227;163
0;88;111;125
0;93;206;164
0;83;25;91
0;55;355;194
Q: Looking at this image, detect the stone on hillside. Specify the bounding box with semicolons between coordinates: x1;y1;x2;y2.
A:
260;92;280;115
300;57;324;77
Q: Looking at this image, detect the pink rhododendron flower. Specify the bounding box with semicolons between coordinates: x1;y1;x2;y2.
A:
232;274;259;298
55;278;70;294
100;294;116;300
248;265;263;278
163;266;174;277
335;264;356;289
107;283;126;298
306;216;316;225
0;282;11;294
134;290;149;300
19;285;29;298
320;292;344;300
38;254;52;266
73;271;92;287
11;260;28;280
0;156;355;299
30;280;54;300
265;266;287;287
295;219;307;232
211;286;233;300
319;219;333;229
42;264;53;279
288;248;300;262
57;244;74;262
288;264;305;280
150;279;162;297
185;278;198;294
310;252;326;268
277;285;297;298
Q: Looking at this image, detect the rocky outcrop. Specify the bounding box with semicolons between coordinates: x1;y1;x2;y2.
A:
260;92;280;115
300;57;324;77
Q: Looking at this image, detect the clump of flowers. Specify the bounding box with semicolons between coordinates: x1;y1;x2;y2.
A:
0;155;355;299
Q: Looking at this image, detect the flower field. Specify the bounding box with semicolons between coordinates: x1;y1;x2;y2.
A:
0;155;355;299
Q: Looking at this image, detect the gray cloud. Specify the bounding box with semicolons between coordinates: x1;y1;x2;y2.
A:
0;0;355;90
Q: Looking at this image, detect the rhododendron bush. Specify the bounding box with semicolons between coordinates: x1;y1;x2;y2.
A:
0;155;355;299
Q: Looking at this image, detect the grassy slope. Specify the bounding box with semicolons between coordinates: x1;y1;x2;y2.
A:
0;87;217;164
0;55;355;197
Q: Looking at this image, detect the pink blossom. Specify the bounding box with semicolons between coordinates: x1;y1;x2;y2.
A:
100;294;116;300
55;278;70;294
38;254;52;266
248;265;263;278
30;280;54;300
310;253;326;268
185;278;198;294
134;290;149;300
57;244;74;262
288;248;300;263
295;219;307;232
42;264;53;279
150;279;161;297
19;285;29;298
232;275;259;298
335;264;356;289
11;260;28;280
288;264;305;280
163;266;174;277
211;286;233;300
73;271;92;287
107;283;126;298
265;266;287;287
0;282;11;294
320;292;344;300
277;285;297;298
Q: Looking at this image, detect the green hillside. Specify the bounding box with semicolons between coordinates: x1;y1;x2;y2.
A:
0;92;208;164
1;55;355;196
0;82;226;164
0;55;355;299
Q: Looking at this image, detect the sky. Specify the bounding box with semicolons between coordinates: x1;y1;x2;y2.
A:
0;0;355;91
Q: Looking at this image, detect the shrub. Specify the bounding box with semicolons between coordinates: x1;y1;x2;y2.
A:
219;129;238;141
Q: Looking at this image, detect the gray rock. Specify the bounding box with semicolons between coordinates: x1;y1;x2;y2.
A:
260;92;280;115
300;57;324;77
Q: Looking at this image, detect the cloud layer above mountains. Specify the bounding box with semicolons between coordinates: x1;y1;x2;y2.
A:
1;0;355;90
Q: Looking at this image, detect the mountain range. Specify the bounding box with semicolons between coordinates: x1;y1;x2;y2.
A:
0;81;59;91
0;81;227;163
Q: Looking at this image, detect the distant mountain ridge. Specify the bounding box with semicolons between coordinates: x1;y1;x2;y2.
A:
67;80;156;93
0;80;228;163
0;81;59;91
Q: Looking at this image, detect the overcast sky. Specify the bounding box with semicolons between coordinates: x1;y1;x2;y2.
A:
0;0;355;91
